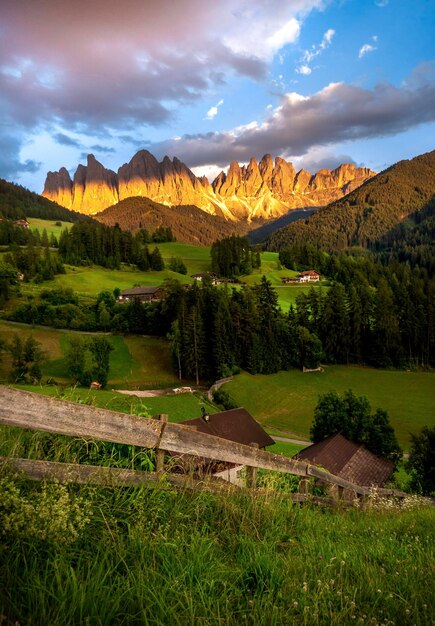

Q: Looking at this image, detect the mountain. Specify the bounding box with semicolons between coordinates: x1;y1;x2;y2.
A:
0;178;92;223
267;150;435;252
42;150;375;221
95;197;248;246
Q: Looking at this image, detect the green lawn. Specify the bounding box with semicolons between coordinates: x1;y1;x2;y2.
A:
0;321;179;388
224;366;435;450
157;242;211;275
12;384;217;424
27;218;72;238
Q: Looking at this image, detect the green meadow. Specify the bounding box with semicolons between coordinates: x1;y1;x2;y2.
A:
12;384;217;423
0;321;179;388
223;366;435;450
27;217;72;237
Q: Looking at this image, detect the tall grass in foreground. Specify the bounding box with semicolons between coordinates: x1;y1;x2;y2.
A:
0;472;433;626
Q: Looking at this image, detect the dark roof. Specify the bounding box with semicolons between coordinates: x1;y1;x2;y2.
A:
181;408;275;449
120;286;162;296
296;433;394;487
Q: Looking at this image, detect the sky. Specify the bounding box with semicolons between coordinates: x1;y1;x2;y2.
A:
1;0;434;193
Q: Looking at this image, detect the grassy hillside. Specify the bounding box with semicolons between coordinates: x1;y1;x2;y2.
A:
0;321;179;388
223;367;435;449
0;178;92;223
0;470;433;625
27;217;72;238
13;246;322;310
268;150;435;252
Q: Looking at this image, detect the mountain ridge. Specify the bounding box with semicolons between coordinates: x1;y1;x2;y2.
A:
266;150;435;252
42;150;375;221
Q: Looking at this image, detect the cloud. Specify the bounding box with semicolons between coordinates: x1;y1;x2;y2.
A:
90;144;116;154
296;28;335;75
54;133;83;148
0;0;325;185
205;99;224;120
296;65;312;75
291;147;357;172
359;36;378;59
376;0;389;6
150;64;435;167
0;132;42;182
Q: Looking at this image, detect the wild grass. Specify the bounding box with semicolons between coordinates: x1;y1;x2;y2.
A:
27;217;72;238
0;471;433;626
224;366;435;450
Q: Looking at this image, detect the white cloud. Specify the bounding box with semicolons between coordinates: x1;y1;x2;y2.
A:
205;99;224;120
359;36;378;59
376;0;389;7
151;64;435;168
297;28;335;75
296;65;312;75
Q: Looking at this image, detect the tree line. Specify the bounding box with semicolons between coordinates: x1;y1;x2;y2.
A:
211;236;261;277
58;222;168;270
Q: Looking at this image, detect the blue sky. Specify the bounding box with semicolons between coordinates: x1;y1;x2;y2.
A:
1;0;434;192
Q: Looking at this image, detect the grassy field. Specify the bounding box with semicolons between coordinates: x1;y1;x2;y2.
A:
0;321;179;388
27;217;72;237
224;366;435;450
2;231;322;310
11;384;217;423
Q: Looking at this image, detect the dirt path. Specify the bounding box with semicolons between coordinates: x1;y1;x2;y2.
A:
116;389;175;398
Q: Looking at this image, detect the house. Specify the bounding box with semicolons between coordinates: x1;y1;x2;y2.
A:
191;272;218;282
281;277;300;284
297;270;320;283
117;286;163;303
14;219;30;229
295;433;394;488
181;408;275;449
170;408;275;476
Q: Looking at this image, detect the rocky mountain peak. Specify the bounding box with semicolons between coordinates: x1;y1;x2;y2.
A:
42;149;376;219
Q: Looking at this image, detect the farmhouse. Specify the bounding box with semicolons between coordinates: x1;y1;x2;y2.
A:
117;286;163;303
297;270;320;283
295;433;394;487
282;270;320;284
14;219;30;229
181;407;275;449
171;408;274;476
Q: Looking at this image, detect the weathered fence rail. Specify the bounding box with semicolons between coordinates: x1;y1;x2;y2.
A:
0;387;406;500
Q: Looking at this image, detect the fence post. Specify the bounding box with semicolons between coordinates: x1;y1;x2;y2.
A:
155;414;168;473
246;442;259;489
298;478;310;496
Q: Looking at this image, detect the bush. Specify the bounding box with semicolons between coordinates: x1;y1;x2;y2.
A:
212;388;238;411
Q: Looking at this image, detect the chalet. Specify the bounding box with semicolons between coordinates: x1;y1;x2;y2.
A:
171;408;275;476
295;433;394;488
281;277;300;284
117;286;163;303
181;408;274;449
191;272;218;282
297;270;320;283
14;219;30;229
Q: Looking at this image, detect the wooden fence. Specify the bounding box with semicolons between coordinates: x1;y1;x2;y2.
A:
0;387;405;504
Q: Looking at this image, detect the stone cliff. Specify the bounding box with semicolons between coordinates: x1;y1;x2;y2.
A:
42;150;375;221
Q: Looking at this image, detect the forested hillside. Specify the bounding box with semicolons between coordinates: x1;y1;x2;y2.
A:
267;151;435;252
96;197;248;245
0;179;92;223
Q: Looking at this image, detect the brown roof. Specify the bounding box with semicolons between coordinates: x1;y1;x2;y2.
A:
299;270;320;276
296;433;394;487
181;408;275;449
120;286;162;296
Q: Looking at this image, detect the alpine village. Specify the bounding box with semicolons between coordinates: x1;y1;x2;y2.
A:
0;2;434;625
